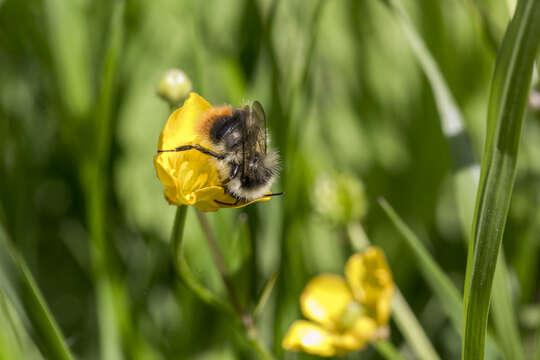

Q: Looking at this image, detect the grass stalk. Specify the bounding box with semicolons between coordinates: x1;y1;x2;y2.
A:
378;199;501;358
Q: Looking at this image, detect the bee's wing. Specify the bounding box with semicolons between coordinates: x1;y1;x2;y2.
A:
240;101;267;178
251;101;267;154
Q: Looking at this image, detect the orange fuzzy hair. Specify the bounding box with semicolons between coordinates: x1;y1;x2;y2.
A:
195;106;233;140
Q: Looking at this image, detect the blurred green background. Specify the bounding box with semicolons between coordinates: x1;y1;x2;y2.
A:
1;0;539;359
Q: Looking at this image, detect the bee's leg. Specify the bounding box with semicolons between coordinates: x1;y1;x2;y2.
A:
221;163;239;185
214;198;241;206
158;145;224;160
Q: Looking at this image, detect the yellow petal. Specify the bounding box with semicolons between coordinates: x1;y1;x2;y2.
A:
282;320;337;357
345;247;395;325
300;275;353;331
350;316;378;345
331;317;379;355
153;93;271;211
157;92;212;151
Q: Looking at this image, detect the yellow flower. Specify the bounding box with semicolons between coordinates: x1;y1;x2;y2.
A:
154;93;271;211
282;247;394;357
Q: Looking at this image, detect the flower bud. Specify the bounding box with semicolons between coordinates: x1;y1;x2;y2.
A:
312;173;368;225
156;69;192;108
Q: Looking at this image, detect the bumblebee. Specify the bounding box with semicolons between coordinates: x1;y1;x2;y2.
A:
159;101;280;205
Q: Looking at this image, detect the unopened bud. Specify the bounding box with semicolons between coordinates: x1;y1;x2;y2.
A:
312;173;368;225
156;69;192;108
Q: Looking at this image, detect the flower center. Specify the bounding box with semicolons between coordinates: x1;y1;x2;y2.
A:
338;301;366;331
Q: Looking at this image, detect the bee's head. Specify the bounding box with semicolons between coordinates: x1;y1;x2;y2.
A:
241;151;279;188
226;151;279;202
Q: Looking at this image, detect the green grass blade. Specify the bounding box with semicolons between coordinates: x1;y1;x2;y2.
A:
378;199;501;357
392;291;441;360
0;224;75;360
380;1;524;358
491;252;524;360
0;292;38;360
463;1;540;359
378;199;462;330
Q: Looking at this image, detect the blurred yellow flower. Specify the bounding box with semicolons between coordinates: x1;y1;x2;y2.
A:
154;93;270;211
282;247;394;357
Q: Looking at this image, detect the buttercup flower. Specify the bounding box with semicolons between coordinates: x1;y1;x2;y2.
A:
154;93;271;211
282;247;394;357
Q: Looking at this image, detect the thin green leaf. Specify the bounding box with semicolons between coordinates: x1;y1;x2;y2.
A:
378;198;500;358
392;291;441;360
378;199;462;329
491;252;524;360
463;0;540;359
0;293;27;360
0;224;75;360
253;271;279;319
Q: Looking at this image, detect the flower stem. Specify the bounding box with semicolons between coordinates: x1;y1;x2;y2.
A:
245;322;276;360
195;210;243;315
170;206;232;313
195;210;275;359
372;340;404;360
170;207;275;359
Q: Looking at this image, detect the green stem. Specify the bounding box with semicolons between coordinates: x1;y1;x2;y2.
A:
170;206;232;314
195;210;243;315
372;340;404;360
169;207;275;359
245;322;277;360
194;211;276;359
